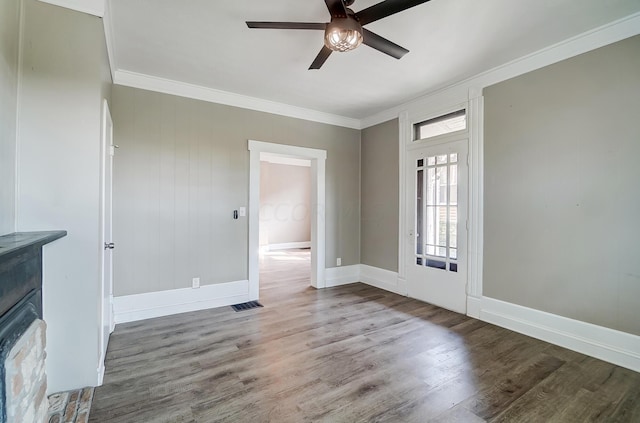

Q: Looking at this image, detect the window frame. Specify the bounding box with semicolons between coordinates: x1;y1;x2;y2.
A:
412;107;469;143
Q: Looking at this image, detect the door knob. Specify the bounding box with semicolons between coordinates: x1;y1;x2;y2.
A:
104;242;115;250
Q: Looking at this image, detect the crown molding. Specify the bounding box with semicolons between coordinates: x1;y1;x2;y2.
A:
102;0;117;80
106;10;640;131
360;11;640;129
113;70;362;130
38;0;104;17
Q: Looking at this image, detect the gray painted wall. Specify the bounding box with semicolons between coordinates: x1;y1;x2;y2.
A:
360;119;399;272
0;0;20;235
111;85;360;297
260;162;311;246
484;35;640;336
17;0;112;392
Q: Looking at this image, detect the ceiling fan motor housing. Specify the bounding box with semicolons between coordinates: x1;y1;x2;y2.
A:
325;17;364;52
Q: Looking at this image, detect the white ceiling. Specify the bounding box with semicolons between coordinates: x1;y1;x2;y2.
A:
106;0;640;121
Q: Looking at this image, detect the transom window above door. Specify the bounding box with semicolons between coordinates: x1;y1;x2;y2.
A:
414;109;466;141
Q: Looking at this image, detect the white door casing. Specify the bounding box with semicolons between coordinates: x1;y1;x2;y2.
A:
248;140;327;298
406;137;469;313
98;99;114;384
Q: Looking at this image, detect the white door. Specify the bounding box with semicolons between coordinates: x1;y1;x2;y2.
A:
99;100;114;378
406;138;468;313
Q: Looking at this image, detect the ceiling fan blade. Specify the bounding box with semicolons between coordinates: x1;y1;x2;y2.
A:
356;0;432;26
309;46;333;70
362;28;409;59
324;0;348;18
246;22;327;30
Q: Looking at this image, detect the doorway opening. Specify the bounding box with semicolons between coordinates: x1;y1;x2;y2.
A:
248;140;327;301
259;154;312;298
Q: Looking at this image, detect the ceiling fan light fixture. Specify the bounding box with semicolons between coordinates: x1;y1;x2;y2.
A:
324;18;363;52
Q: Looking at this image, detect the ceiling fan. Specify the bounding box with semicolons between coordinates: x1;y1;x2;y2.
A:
246;0;432;70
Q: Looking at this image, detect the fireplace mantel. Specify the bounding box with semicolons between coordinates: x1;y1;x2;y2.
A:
0;231;66;258
0;231;66;318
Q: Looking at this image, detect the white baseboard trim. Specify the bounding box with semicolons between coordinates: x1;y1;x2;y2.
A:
97;364;105;386
268;241;311;251
113;280;250;324
360;265;400;295
325;265;360;287
397;277;408;296
467;296;481;319
480;296;640;373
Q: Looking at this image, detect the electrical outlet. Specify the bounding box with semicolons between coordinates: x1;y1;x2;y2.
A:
192;277;200;289
337;258;342;267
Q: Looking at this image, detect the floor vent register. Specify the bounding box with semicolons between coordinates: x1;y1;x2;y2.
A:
231;301;264;312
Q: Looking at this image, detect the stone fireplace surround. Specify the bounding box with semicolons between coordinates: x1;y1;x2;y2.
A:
0;231;66;423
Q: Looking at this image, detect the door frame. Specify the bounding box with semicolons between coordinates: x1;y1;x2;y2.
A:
248;140;327;299
398;94;484;317
98;99;114;384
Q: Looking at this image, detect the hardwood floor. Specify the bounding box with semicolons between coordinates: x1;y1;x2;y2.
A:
90;250;640;422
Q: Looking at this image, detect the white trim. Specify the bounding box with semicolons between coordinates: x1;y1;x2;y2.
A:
114;70;361;130
360;12;640;129
325;265;360;287
14;0;25;233
249;140;327;296
97;99;113;382
261;153;311;167
480;297;640;373
113;280;249;324
102;0;117;79
396;277;408;296
97;364;105;386
109;294;115;333
397;112;408;281
466;91;484;306
38;0;104;17
466;296;481;319
268;241;311;251
360;264;400;295
250;140;328;160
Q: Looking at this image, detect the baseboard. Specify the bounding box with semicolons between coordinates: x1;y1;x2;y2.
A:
109;294;115;333
268;241;311;251
397;277;408;296
324;265;360;287
480;296;640;373
96;364;105;386
360;265;400;295
113;280;250;324
467;296;481;319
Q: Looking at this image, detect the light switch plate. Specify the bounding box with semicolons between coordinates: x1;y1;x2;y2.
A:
239;207;246;217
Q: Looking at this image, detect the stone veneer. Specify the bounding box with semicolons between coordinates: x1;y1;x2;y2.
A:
4;319;48;423
47;387;94;423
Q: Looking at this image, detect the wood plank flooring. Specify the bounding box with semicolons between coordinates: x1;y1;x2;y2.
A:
90;249;640;422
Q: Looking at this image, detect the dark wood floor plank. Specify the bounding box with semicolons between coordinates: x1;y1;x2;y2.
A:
90;249;640;423
490;359;611;422
463;352;565;419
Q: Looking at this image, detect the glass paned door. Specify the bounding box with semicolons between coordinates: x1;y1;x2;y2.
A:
415;152;458;272
406;139;468;313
